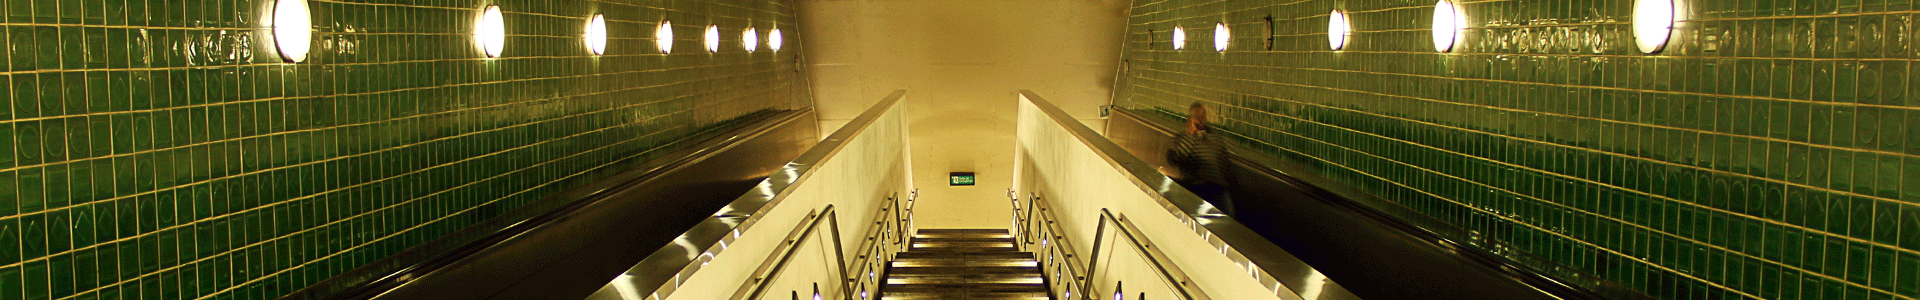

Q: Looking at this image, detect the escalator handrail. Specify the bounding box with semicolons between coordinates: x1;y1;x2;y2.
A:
585;90;909;300
1110;107;1653;300
1019;91;1355;300
285;109;814;300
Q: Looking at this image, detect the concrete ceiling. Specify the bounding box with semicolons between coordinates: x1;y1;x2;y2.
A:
798;0;1129;228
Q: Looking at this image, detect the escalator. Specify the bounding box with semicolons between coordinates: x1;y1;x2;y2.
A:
1104;106;1655;300
289;90;1649;300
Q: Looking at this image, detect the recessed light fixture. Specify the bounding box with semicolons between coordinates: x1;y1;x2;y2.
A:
1172;26;1186;50
768;28;784;51
1431;0;1464;52
656;21;675;53
271;0;312;63
1213;22;1230;52
476;5;507;57
1633;0;1675;53
743;27;759;52
1327;10;1350;51
704;25;721;53
585;14;608;55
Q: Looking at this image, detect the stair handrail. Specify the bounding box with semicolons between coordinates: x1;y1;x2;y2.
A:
732;205;851;300
1084;208;1212;300
1018;193;1090;299
844;193;913;300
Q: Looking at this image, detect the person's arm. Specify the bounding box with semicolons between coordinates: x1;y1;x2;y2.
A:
1164;134;1192;178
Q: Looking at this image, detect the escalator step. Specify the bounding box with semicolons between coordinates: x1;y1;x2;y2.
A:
881;229;1049;300
914;229;1013;239
893;251;1034;260
880;284;1050;300
888;266;1042;276
909;238;1018;251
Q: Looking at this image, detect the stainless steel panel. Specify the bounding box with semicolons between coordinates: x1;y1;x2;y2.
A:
1106;108;1643;300
585;90;910;300
307;109;823;300
1016;91;1359;300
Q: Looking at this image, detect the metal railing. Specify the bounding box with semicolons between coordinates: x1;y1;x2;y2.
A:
1084;208;1210;300
733;205;849;300
735;189;918;300
1012;192;1088;300
845;191;914;300
1014;192;1209;300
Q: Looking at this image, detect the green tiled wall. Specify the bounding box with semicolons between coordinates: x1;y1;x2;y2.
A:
0;0;810;299
1116;0;1919;299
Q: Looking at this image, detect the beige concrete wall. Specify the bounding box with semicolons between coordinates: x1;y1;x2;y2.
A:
798;0;1129;229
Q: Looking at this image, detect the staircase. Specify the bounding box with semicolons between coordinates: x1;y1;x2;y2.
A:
879;229;1051;300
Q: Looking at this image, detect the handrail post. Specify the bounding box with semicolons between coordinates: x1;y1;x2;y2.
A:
1071;208;1213;300
826;208;851;300
1081;210;1110;300
736;205;853;300
1025;195;1039;246
893;195;906;246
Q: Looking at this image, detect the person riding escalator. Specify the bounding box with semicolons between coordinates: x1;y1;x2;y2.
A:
1165;102;1235;217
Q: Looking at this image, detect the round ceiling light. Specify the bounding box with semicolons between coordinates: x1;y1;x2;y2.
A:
704;25;722;52
1430;0;1464;52
1328;10;1351;50
1213;22;1230;52
585;14;608;55
743;27;759;52
656;21;675;53
1633;0;1675;53
1172;26;1186;50
768;28;784;51
271;0;312;63
476;5;507;57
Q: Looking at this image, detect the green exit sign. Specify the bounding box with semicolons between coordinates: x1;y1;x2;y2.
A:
949;172;976;186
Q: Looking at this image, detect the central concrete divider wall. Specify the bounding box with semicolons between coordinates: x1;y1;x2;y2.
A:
661;91;912;300
1014;91;1310;300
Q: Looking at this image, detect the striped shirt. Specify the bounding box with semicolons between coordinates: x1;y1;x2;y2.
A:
1166;131;1230;185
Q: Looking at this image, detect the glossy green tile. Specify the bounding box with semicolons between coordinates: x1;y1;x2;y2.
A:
0;1;812;299
1119;0;1920;298
0;265;19;300
24;259;46;300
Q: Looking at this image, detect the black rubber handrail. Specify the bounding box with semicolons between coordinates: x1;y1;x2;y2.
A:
281;109;814;300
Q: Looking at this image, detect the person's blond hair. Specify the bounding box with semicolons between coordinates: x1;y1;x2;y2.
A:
1188;102;1210;132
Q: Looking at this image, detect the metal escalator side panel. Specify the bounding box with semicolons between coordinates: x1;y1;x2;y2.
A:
337;110;820;300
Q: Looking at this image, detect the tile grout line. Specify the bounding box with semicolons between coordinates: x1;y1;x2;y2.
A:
1224;104;1909;299
1133;66;1917;207
1131;77;1920;255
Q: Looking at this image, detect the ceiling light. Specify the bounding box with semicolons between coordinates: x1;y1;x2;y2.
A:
1633;0;1675;53
743;27;759;52
704;25;721;53
768;28;784;51
1213;22;1230;52
1172;26;1186;50
1431;0;1464;52
271;0;312;63
476;5;507;57
585;14;608;55
656;21;675;53
1328;10;1350;50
